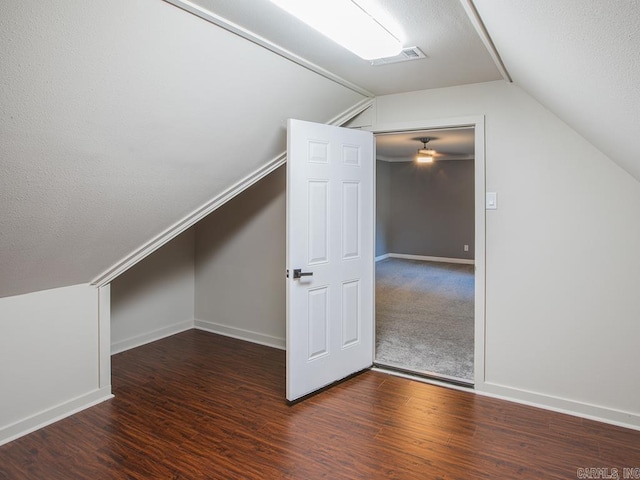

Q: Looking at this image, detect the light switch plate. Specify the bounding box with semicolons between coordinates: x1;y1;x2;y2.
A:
486;192;497;210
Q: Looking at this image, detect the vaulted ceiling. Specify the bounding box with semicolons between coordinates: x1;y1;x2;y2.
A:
473;0;640;181
181;0;503;94
1;0;638;298
0;0;364;297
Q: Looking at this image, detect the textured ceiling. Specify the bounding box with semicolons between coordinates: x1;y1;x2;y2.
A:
187;0;503;95
376;128;474;162
0;0;365;298
473;0;640;181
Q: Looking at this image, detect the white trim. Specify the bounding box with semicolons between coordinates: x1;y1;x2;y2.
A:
473;118;486;389
0;387;113;447
387;253;474;265
375;253;390;262
329;98;374;127
92;156;285;286
91;98;374;287
374;367;640;432
372;116;487;135
369;114;487;392
459;0;512;83
162;0;373;98
110;319;194;355
477;381;640;432
98;285;111;390
195;319;286;350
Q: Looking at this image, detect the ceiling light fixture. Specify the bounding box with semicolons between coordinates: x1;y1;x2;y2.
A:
269;0;403;60
416;138;435;163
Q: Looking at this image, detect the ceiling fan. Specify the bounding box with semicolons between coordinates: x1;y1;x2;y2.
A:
415;137;469;163
415;137;436;163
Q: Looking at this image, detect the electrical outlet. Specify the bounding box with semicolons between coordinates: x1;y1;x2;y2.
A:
464;245;469;252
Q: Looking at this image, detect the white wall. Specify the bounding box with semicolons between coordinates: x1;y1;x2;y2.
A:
374;80;640;427
194;167;286;349
110;229;195;354
0;284;111;445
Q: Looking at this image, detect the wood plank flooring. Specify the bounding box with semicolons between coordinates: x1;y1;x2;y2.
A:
1;330;639;479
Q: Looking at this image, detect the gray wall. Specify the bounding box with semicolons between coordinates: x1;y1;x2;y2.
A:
377;160;474;260
111;229;195;353
375;160;391;257
194;166;286;348
108;167;287;354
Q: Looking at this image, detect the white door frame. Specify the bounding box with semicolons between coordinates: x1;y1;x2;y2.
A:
367;116;486;388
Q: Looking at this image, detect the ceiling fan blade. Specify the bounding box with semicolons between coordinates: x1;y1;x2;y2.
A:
433;151;468;157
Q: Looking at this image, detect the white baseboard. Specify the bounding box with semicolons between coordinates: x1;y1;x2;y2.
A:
111;319;194;355
477;381;640;432
375;254;390;262
195;319;285;350
375;368;640;432
387;253;475;265
0;387;113;446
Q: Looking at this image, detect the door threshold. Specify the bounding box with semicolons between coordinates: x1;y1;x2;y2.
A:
373;362;474;390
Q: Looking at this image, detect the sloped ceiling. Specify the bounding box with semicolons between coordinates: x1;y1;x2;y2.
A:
189;0;503;94
473;0;640;181
2;0;638;298
0;0;365;298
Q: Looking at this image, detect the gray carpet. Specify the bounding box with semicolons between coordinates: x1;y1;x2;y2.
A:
375;258;475;382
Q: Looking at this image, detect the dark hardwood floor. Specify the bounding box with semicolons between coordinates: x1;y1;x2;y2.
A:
1;330;638;479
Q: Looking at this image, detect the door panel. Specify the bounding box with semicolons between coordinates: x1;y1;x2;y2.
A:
286;119;374;402
308;181;329;264
341;280;360;347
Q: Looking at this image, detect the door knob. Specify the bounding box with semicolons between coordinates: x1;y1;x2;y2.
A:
293;269;313;279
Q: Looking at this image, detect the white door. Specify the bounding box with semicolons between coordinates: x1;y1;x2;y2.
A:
286;118;374;402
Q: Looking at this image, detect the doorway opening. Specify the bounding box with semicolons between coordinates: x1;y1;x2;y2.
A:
373;126;477;387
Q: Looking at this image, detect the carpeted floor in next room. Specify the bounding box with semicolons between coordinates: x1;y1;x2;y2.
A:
375;258;475;383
